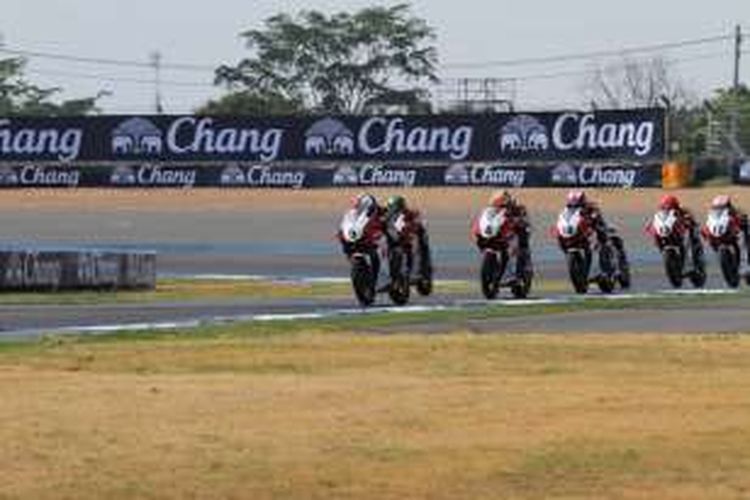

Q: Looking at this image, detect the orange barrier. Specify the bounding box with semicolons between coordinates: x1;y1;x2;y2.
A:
662;161;692;189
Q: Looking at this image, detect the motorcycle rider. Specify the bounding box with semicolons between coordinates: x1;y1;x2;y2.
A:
565;190;609;244
473;190;530;252
656;194;701;250
706;194;750;264
384;194;429;271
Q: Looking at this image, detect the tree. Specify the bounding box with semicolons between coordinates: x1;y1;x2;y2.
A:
0;57;100;116
213;3;438;114
197;89;302;115
703;85;750;157
584;56;690;109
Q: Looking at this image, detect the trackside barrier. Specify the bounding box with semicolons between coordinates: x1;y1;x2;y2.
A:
662;161;692;189
0;250;156;291
732;159;750;184
0;163;663;189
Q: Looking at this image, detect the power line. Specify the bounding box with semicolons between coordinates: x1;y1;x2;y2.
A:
1;32;736;74
442;33;733;70
24;68;216;88
438;50;731;84
0;46;216;72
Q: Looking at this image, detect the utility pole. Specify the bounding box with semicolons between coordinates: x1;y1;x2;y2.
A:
150;51;164;114
729;25;743;159
734;24;742;91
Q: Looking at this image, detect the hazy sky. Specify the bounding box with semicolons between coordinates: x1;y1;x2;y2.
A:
1;0;749;113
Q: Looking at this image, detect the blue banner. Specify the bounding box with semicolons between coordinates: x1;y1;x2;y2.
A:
0;162;662;188
0;108;664;163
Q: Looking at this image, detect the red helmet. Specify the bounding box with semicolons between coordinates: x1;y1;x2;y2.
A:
490;190;513;209
659;194;680;211
711;194;731;210
566;190;586;207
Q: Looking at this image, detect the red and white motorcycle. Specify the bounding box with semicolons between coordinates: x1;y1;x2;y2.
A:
472;207;533;299
554;206;630;294
647;209;706;288
702;207;747;288
338;205;410;306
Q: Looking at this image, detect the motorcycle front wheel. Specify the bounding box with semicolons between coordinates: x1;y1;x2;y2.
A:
351;258;376;306
480;251;501;299
567;251;589;294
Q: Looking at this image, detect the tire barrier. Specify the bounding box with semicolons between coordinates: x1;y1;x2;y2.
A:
0;250;156;291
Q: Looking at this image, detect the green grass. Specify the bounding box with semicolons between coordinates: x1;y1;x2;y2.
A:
0;278;351;305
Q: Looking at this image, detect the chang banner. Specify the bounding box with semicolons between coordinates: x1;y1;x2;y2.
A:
0;163;662;188
0;109;664;163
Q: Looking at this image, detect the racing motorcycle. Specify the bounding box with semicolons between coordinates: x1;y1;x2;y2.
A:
338;206;411;306
647;209;706;288
554;207;630;294
473;207;533;299
385;210;433;301
702;207;747;288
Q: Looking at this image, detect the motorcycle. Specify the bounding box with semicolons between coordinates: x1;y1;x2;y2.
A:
555;207;630;294
702;207;747;288
339;205;417;307
473;207;533;299
385;211;433;302
647;209;706;288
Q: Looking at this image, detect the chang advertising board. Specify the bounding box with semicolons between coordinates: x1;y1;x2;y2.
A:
0;109;664;163
548;163;655;188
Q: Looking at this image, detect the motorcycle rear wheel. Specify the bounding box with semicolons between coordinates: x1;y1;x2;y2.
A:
388;248;411;305
416;241;433;296
719;245;740;288
663;247;683;288
597;245;616;294
511;251;533;299
614;240;631;289
689;246;707;288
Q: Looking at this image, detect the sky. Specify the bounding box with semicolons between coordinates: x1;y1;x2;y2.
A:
1;0;749;114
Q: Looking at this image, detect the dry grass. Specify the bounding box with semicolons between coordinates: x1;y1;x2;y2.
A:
3;187;750;217
1;331;750;499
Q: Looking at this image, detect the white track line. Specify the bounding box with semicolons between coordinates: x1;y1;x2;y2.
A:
2;288;738;338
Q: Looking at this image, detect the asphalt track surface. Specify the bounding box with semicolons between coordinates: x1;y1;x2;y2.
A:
0;207;748;338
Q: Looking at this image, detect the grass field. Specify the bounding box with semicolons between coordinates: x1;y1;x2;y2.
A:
2;324;750;499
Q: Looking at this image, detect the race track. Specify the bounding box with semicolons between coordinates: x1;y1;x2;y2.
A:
0;189;747;337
